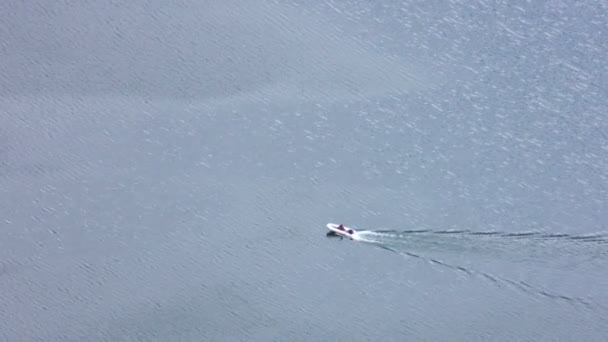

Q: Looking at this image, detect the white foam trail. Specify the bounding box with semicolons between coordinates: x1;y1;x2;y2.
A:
346;229;607;312
351;231;382;243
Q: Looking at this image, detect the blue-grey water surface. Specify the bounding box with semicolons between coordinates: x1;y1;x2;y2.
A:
1;1;607;341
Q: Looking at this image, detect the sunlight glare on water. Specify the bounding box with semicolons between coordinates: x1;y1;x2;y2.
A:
1;0;607;341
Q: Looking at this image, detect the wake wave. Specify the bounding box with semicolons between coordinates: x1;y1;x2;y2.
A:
351;228;608;312
354;228;608;262
362;229;608;244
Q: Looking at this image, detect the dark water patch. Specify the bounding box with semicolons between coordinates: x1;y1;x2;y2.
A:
502;232;537;238
568;234;607;241
434;230;471;234
469;231;501;236
542;233;570;238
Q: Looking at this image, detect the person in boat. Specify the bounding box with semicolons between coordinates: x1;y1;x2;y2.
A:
326;224;344;237
338;224;354;234
326;224;352;238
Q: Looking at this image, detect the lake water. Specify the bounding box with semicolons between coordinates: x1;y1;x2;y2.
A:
1;1;607;341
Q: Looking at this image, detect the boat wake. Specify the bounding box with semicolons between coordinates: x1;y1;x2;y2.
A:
350;228;608;312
